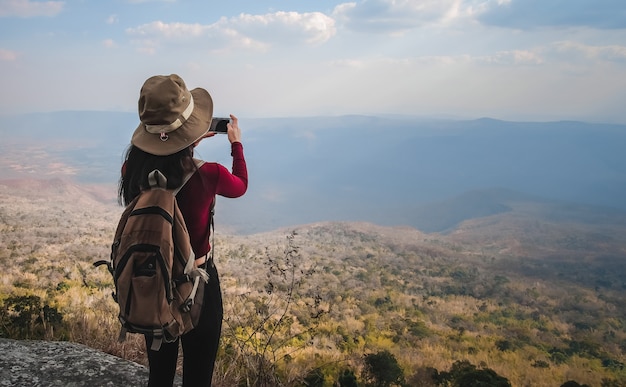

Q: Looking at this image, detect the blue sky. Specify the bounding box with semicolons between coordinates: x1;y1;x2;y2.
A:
1;0;625;122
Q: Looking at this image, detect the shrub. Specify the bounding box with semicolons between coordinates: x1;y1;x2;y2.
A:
362;350;404;387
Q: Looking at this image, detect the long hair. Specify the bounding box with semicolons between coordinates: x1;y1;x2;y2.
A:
118;145;196;206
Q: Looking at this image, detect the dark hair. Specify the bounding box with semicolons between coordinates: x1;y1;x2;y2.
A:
118;145;195;206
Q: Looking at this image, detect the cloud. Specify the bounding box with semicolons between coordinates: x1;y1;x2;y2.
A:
480;49;544;65
552;41;626;62
0;0;64;18
332;0;474;34
106;14;118;24
127;21;210;39
233;11;336;45
126;11;336;53
126;21;221;53
329;59;365;68
102;39;116;49
0;48;19;61
477;0;626;30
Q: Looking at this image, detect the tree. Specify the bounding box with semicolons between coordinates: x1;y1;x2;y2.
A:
303;369;324;387
561;381;591;387
439;360;511;387
0;294;64;339
362;350;404;387
495;339;513;351
455;368;512;387
338;369;358;387
601;378;626;387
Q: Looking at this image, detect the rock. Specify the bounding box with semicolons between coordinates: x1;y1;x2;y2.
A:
0;338;181;386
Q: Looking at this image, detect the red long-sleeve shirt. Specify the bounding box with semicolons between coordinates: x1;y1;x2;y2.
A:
177;142;248;256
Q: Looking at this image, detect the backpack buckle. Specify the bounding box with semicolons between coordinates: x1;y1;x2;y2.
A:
180;298;193;313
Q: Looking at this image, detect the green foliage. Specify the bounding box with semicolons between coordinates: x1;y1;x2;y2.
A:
302;368;324;387
438;360;511;387
549;348;569;365
454;368;511;387
0;294;65;339
602;358;625;371
338;369;358;387
495;339;513;352
531;360;550;369
362;350;404;387
406;319;430;339
601;378;626;387
560;381;591;387
568;340;601;358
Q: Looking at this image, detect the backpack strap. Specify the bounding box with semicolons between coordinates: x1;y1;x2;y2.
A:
173;159;206;195
163;158;214;270
148;159;205;194
197;200;216;271
148;170;168;189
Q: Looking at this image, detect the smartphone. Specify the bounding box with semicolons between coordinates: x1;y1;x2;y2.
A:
209;117;230;133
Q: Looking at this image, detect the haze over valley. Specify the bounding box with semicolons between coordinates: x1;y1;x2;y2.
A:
2;112;625;234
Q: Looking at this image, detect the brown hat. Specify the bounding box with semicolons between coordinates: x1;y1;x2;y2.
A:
131;74;213;156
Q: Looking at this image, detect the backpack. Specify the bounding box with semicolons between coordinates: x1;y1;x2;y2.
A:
95;168;209;350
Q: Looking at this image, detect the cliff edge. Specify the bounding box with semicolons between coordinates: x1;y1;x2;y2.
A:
0;338;175;386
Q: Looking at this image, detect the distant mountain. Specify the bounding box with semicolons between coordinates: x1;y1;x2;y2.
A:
1;112;625;233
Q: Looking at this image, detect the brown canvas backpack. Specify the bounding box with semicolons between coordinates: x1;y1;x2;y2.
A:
95;169;209;350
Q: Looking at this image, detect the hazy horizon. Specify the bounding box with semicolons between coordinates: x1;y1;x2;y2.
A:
1;111;625;234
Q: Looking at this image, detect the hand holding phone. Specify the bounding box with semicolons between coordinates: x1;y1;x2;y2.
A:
209;117;230;133
227;114;241;144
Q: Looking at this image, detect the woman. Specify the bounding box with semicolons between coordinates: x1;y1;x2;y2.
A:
118;74;248;386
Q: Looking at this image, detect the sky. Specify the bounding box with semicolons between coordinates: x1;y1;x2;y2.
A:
1;0;625;123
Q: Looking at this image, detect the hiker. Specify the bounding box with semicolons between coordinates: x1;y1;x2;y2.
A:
118;74;248;386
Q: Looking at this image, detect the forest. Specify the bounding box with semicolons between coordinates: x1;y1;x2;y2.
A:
1;179;625;386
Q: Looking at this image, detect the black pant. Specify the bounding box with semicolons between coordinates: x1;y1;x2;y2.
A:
145;261;223;387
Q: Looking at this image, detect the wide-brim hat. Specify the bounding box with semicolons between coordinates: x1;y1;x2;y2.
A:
131;74;213;156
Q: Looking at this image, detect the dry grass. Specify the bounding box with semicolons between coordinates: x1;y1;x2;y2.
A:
1;180;625;386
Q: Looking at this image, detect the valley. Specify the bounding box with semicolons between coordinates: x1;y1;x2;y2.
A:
1;178;625;386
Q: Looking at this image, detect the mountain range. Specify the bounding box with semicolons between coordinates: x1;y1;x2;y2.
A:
1;112;625;234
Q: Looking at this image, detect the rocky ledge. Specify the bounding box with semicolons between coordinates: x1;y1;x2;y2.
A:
0;338;180;386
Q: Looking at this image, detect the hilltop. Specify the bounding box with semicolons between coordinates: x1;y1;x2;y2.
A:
0;338;168;386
